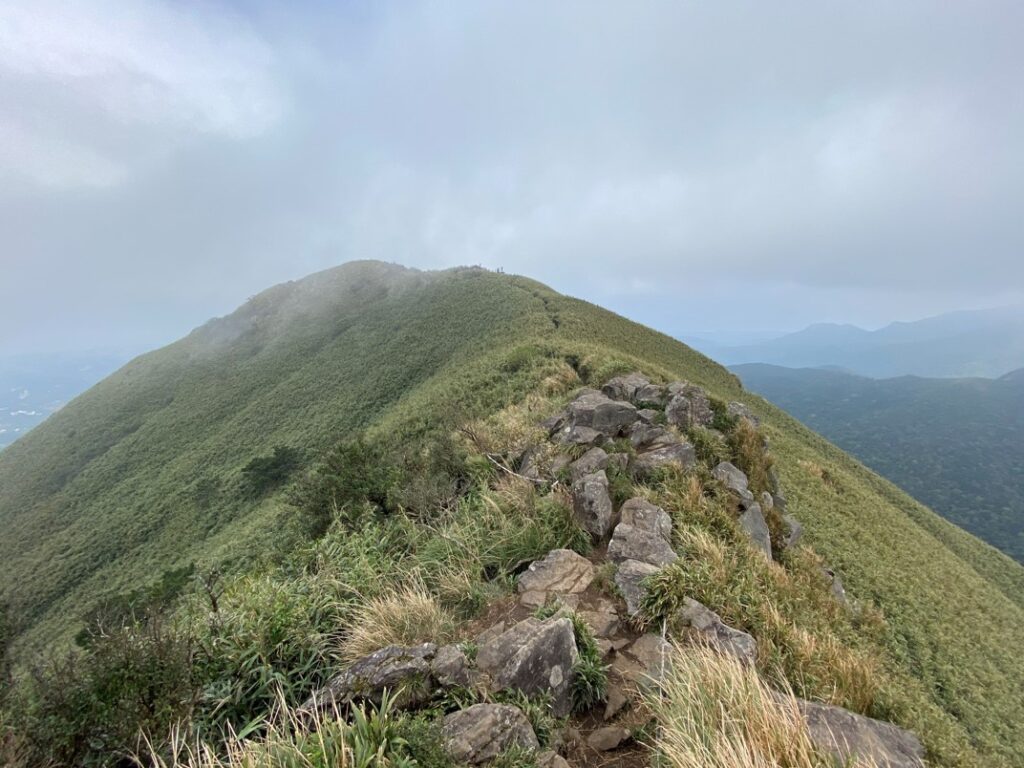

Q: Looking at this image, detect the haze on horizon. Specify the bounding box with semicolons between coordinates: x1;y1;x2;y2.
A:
1;1;1023;357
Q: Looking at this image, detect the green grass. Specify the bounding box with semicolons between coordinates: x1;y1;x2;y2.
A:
0;261;1022;766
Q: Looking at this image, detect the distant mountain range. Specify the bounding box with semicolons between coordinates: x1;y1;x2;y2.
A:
0;352;131;449
693;306;1024;378
734;363;1024;563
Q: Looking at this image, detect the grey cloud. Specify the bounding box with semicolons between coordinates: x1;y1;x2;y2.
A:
1;1;1022;354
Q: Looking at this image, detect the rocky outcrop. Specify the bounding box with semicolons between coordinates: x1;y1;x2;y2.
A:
566;390;638;437
431;644;475;688
517;549;596;608
442;704;539;764
303;643;438;710
712;461;755;507
602;373;650;402
571;470;614;539
798;699;925;768
587;725;631;751
727;401;760;426
476;617;579;717
632;441;696;476
675;598;757;666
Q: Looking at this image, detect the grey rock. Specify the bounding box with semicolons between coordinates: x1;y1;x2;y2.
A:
541;413;567;435
614;559;660;617
566;390;638;437
822;568;848;604
603;686;628;720
607;452;629;472
518;446;544;482
781;514;803;549
726;401;760;426
608;523;678;567
569;447;609;482
798;699;925;768
676;598;756;666
760;491;774;511
712;461;750;495
572;470;614;540
556;424;605;447
634;383;668;406
587;725;631;751
432;644;475;688
442;704;539;765
739;503;772;558
619;497;673;541
628;422;675;450
477;617;579;717
632;441;696;475
518;549;596;608
578;609;619;639
772;492;788;512
602;373;650;402
537;751;571;768
665;385;714;430
635;408;660;424
304;643;437;710
625;633;673;687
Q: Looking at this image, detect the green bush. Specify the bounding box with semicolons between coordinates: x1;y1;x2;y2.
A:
242;445;305;499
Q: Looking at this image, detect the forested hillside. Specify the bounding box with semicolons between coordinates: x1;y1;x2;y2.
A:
734;363;1024;562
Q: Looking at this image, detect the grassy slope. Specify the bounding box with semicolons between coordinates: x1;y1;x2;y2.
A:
734;363;1024;562
1;262;1023;763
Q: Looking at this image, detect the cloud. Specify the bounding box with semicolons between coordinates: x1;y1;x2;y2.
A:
0;0;282;188
1;1;1023;353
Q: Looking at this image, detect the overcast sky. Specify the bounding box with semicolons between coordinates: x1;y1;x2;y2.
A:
1;1;1022;355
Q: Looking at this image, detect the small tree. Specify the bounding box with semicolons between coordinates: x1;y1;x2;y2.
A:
241;445;305;498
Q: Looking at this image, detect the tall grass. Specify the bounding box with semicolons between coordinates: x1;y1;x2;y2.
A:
650;645;877;768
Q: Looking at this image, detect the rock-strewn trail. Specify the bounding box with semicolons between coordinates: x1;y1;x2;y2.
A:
303;372;925;768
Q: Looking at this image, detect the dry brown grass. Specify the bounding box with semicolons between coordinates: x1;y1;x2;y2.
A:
650;645;878;768
339;581;455;664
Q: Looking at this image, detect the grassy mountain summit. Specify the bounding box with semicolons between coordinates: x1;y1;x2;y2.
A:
1;262;1023;766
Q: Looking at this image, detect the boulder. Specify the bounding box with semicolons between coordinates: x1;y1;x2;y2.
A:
517;446;544;482
602;373;650;402
632;441;696;475
607;452;629;472
739;503;772;558
726;401;760;426
442;704;539;764
572;471;614;540
665;385;714;430
578;608;619;639
760;491;774;511
431;644;475;688
537;751;571;768
712;461;755;507
541;412;567;435
614;559;660;617
587;725;631;751
619;497;673;541
518;549;596;608
675;598;756;667
476;617;579;717
635;408;660;424
822;568;848;604
797;699;925;768
603;685;628;720
628;422;676;450
608;523;678;568
781;514;803;549
569;447;609;482
566;390;638;437
556;425;605;447
625;633;673;686
303;643;437;711
634;383;668;406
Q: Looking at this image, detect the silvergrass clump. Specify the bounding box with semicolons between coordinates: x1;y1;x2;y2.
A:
648;644;879;768
339;581;455;664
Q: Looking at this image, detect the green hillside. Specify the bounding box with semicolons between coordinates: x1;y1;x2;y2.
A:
734;363;1024;562
1;262;1023;766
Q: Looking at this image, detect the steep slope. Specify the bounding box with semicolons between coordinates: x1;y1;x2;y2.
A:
733;363;1024;562
1;262;1023;765
701;306;1024;378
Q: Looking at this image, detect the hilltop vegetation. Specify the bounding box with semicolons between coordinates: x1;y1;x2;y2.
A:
0;262;1023;766
735;363;1024;563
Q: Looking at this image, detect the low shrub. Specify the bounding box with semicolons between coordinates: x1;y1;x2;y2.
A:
339;582;455;664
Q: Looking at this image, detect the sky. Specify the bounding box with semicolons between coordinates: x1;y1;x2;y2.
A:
1;1;1023;355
